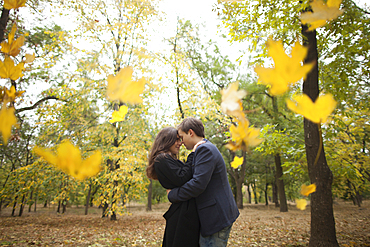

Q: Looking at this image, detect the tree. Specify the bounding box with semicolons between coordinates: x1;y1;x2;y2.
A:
217;0;370;244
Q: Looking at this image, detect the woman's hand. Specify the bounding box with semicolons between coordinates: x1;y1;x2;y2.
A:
192;140;206;152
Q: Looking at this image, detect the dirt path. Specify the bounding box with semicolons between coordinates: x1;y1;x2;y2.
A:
0;200;369;246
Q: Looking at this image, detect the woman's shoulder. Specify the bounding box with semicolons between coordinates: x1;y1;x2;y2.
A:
154;153;175;164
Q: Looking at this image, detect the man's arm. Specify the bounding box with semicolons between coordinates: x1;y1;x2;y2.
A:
168;145;215;203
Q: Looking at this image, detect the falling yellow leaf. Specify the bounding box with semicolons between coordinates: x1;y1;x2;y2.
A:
0;56;25;80
0;24;25;57
106;66;146;104
34;140;102;180
254;39;314;96
5;86;25;102
300;183;316;196
231;156;244;169
0;105;17;145
221;81;247;118
300;0;344;31
226;118;263;151
295;198;308;210
24;53;35;63
109;105;128;123
3;0;27;9
286;93;337;124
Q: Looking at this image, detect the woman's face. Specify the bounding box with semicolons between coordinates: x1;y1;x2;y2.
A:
169;136;182;155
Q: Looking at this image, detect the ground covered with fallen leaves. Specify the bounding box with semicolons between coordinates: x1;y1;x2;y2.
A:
0;200;369;246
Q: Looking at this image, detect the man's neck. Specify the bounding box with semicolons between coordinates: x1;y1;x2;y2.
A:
193;136;204;145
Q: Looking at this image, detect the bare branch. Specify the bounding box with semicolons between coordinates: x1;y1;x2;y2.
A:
15;96;66;114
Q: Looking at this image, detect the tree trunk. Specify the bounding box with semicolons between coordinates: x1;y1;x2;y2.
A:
272;169;279;207
0;8;10;43
18;194;26;216
102;202;108;218
302;24;339;247
228;151;246;209
44;200;48;208
246;184;251;204
275;154;288;212
85;183;92;215
57;200;61;213
264;183;269;206
11;198;17;217
62;199;67;214
251;181;258;204
34;193;37;212
28;191;33;212
147;179;152;211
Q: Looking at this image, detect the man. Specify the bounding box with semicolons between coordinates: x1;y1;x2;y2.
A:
168;117;239;247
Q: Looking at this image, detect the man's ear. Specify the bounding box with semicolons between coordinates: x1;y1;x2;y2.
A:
188;129;194;137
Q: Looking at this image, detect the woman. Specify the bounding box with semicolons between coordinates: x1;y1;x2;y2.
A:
146;127;202;247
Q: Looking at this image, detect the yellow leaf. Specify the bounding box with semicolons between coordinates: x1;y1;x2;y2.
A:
109;105;128;123
300;0;344;31
106;66;146;104
3;0;27;9
220;81;246;117
300;183;316;196
227;118;263;151
0;56;25;80
24;53;35;63
286;93;337;124
295;198;308;210
5;86;25;102
0;105;17;145
254;39;314;96
0;24;25;56
231;156;243;169
34;140;102;180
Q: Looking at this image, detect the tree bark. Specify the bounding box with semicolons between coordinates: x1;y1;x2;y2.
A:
302;25;339;247
272;177;279;207
246;184;251;204
57;200;61;213
85;183;92;215
11;197;17;217
147;179;152;211
0;8;9;43
19;195;25;216
275;154;288;212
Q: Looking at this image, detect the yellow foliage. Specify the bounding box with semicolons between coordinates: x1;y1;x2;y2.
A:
0;56;25;80
286;93;337;124
226;118;263;151
5;85;25;102
254;39;314;96
34;140;102;181
24;53;36;63
300;183;316;196
0;24;25;56
106;66;146;104
221;81;246;118
231;156;244;169
0;104;17;145
3;0;27;9
109;105;128;123
296;198;308;210
300;0;344;31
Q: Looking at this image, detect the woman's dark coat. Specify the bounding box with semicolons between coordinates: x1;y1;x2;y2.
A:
154;152;200;247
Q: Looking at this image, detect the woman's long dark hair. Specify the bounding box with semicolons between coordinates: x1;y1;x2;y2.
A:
146;127;178;180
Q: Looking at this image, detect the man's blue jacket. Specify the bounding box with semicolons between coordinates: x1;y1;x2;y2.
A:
168;139;240;237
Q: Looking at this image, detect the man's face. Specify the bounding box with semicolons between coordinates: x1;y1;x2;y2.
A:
178;129;193;150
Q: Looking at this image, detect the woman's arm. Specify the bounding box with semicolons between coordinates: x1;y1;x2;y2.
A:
154;155;193;188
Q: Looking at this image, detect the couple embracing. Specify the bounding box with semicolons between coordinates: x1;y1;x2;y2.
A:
146;117;239;247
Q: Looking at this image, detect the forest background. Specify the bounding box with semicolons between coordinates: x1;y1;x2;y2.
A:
0;0;369;246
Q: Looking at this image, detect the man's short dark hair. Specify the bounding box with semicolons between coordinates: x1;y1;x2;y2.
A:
177;117;205;138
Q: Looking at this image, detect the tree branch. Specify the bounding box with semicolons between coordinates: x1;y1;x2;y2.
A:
15;96;66;113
